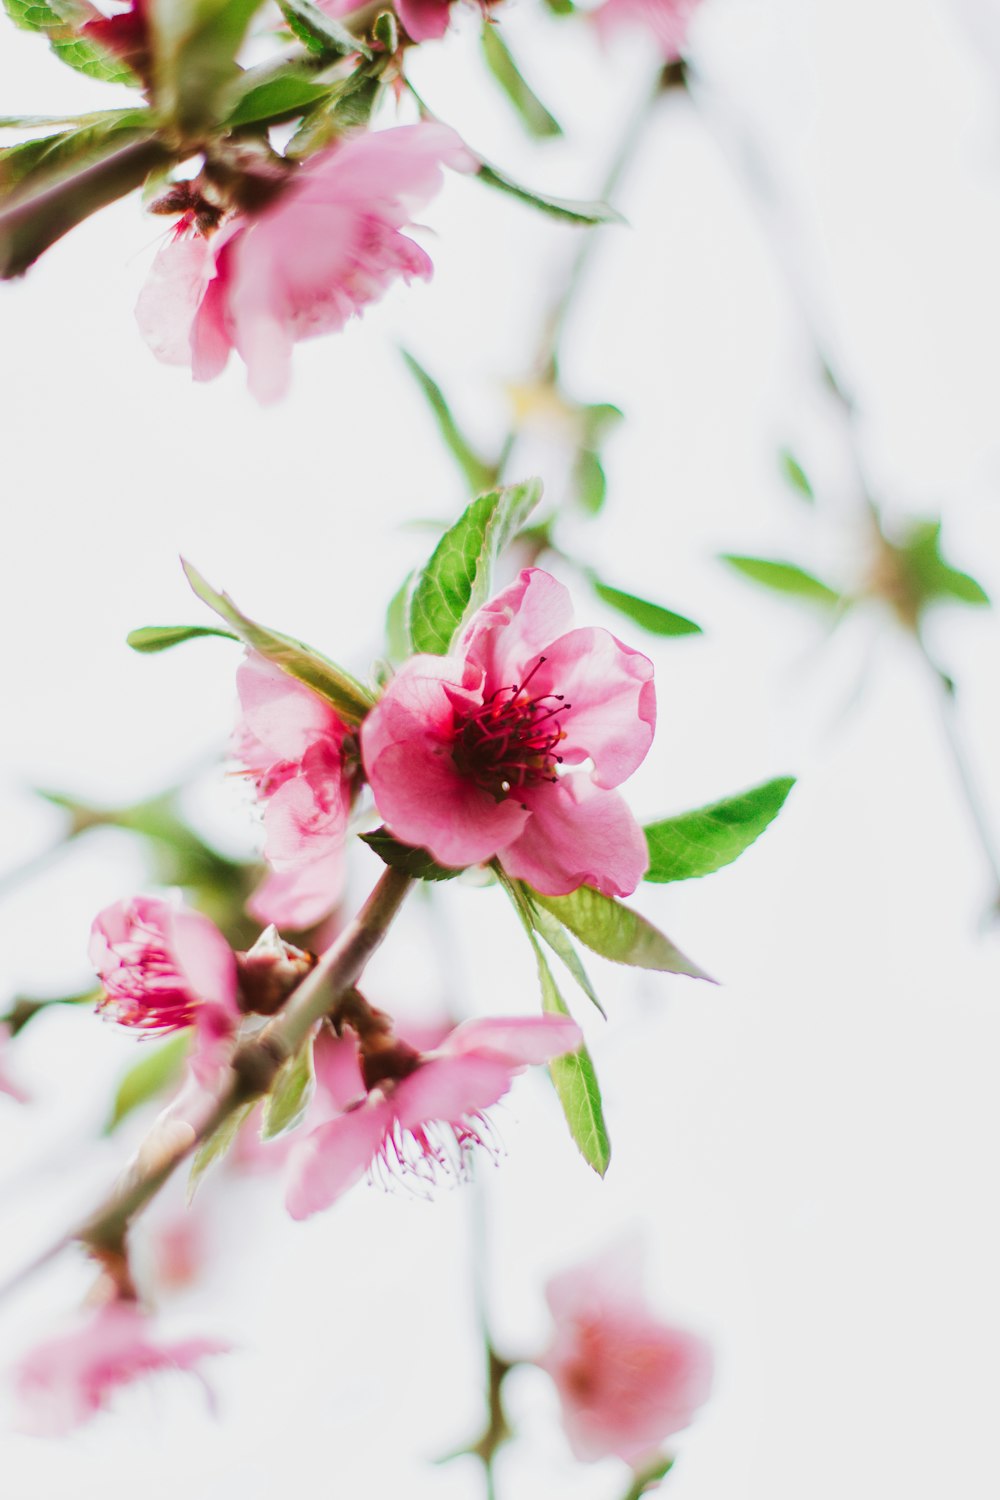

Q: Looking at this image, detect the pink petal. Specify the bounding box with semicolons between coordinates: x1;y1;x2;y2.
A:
169;907;238;1015
391;1054;517;1131
135;231;214;367
441;1015;582;1067
236;651;347;770
284;1100;390;1218
396;0;452;40
594;0;702;59
460;569;575;691
247;846;346;929
530;627;655;788
499;777;649;897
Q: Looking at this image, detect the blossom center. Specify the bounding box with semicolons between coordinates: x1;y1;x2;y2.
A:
451;657;570;801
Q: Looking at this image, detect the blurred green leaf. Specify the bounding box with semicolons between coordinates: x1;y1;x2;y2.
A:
476;161;623;226
105;1031;191;1133
183;559;374;725
261;1033;314;1139
644;776;795;883
278;0;371;58
149;0;264;136
890;518;990;612
623;1454;675;1500
223;70;332;129
589;574;702;637
1;0;138;83
407;478;543;656
533;885;713;981
574;448;607;516
720;554;841;607
2;988;99;1037
127;624;239;653
401;350;497;494
481;25;562;139
285;71;381;155
360;828;462;882
778;447;814;502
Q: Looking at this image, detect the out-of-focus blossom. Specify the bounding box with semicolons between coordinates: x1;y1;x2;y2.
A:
235;653;356;929
594;0;702;59
285;1014;582;1218
0;1024;28;1104
362;568;655;896
89;896;239;1081
136;123;472;402
14;1301;228;1436
536;1243;713;1466
81;0;152;77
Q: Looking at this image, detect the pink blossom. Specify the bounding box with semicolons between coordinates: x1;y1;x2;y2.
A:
136;123;472;403
285;1014;582;1218
235;652;356;928
537;1243;713;1466
317;0;452;42
361;568;655;896
14;1301;228;1436
594;0;702;59
89;895;239;1080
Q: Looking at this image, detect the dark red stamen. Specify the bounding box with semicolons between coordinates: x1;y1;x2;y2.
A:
452;656;571;801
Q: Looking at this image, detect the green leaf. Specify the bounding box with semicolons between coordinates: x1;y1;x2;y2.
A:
894;519;990;611
574;448;607;516
720;554;841;607
285;71;381;156
524;896;605;1018
127;623;238;653
385;570;414;663
532;886;713;981
622;1454;675;1500
104;1031;191;1133
779;447;814;502
0;109;150;194
1;0;138;84
400;350;497;494
278;0;372;58
481;25;562;139
188;1101;255;1199
476;160;623;226
407;478;543;656
148;0;264;137
261;1033;314;1139
644;776;795;883
589;574;702;637
360;828;462;882
223;70;332;129
182;560;375;726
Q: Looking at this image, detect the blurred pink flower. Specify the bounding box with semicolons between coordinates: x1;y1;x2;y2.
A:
318;0;452;41
0;1024;28;1104
361;568;655;896
235;652;356;928
594;0;702;58
89;896;239;1080
537;1243;713;1466
136;123;471;402
285;1014;582;1217
14;1301;228;1436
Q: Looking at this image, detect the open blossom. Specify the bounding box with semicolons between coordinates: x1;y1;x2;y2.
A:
361;568;655;896
594;0;702;58
235;652;356;928
136;123;472;403
317;0;472;42
14;1301;228;1436
285;1014;582;1218
89;895;239;1080
537;1243;713;1466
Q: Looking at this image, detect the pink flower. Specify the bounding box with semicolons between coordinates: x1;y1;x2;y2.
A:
14;1301;228;1436
136;123;472;402
318;0;453;42
235;652;356;928
89;895;239;1080
594;0;702;59
537;1243;713;1466
361;568;655;896
285;1014;582;1218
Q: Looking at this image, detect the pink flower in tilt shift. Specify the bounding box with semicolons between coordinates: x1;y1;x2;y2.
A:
89;895;239;1080
361;568;655;895
537;1243;713;1466
594;0;702;58
136;123;472;402
285;1014;582;1218
318;0;454;42
14;1302;228;1435
235;652;356;928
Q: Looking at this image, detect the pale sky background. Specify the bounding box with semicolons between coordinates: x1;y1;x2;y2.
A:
1;1;1000;1497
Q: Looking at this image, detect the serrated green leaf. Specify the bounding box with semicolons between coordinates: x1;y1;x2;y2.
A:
401;350;497;494
574;448;607;516
779;447;814;502
182;560;374;726
149;0;263;137
223;71;332;129
261;1033;314;1139
104;1031;191;1133
644;776;795;883
481;25;562;139
188;1100;255;1199
589;574;702;637
524;897;605;1017
476;160;623;226
2;0;138;84
622;1454;675;1500
127;624;239;653
360;828;462;882
0;109;150;195
278;0;372;58
720;554;841;607
407;478;543;656
533;886;713;981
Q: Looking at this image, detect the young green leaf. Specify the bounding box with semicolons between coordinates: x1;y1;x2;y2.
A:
261;1034;315;1140
182;560;375;725
148;0;264;137
189;1101;255;1199
360;828;462;882
892;519;990;611
2;0;138;84
127;624;238;653
223;71;332;129
524;897;606;1017
407;478;543;656
278;0;372;58
574;448;607;516
104;1031;191;1133
622;1454;675;1500
588;574;702;637
532;886;713;981
476;160;623;226
400;349;498;494
778;447;814;502
720;554;841;607
481;25;562;139
644;776;795;883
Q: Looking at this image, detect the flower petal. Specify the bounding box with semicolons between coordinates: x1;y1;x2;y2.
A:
441;1015;582;1067
236;652;347;767
499;777;649;897
460;569;575;691
284;1101;390;1219
392;1054;516;1131
247;846;346;929
531;627;655;788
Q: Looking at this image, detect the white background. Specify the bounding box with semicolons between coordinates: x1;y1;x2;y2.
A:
1;0;1000;1496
